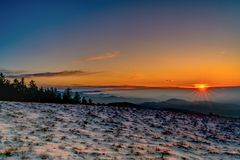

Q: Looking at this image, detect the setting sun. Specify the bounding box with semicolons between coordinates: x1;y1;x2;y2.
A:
194;84;208;91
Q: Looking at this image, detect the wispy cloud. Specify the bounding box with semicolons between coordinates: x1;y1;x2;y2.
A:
0;69;26;75
86;51;120;61
7;70;99;78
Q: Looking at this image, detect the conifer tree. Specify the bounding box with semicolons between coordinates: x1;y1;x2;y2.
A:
0;73;94;104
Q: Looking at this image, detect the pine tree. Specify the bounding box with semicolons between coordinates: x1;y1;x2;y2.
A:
28;80;38;101
63;88;72;103
0;73;94;104
82;97;87;104
73;92;80;104
88;98;93;105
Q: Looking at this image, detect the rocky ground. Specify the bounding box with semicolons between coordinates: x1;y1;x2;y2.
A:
0;101;239;160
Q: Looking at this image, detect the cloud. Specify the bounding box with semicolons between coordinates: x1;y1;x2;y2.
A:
0;69;26;75
7;70;99;78
86;51;119;61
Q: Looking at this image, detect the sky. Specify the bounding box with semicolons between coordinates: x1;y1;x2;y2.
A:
0;0;240;88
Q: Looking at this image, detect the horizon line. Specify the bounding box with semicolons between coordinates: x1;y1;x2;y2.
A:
45;85;240;90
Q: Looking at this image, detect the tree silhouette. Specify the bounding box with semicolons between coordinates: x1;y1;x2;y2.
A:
88;98;93;105
63;88;72;103
73;92;80;104
0;73;94;105
82;97;87;104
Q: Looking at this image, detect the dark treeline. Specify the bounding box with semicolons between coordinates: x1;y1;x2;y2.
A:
0;73;93;104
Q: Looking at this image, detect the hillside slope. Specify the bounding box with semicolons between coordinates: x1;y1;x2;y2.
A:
0;101;239;159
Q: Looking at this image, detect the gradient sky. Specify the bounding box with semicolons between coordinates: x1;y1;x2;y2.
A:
0;0;240;87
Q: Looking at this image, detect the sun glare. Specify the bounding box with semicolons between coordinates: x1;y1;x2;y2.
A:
194;84;208;92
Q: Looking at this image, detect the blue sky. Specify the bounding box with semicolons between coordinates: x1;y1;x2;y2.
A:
0;0;240;87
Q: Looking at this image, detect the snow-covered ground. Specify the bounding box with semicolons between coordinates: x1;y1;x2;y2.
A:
0;101;239;160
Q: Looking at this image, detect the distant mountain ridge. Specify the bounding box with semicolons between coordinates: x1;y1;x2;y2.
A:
107;98;240;118
107;102;142;108
141;98;240;117
77;93;155;104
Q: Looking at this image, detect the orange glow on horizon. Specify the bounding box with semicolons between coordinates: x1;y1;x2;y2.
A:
194;84;208;92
